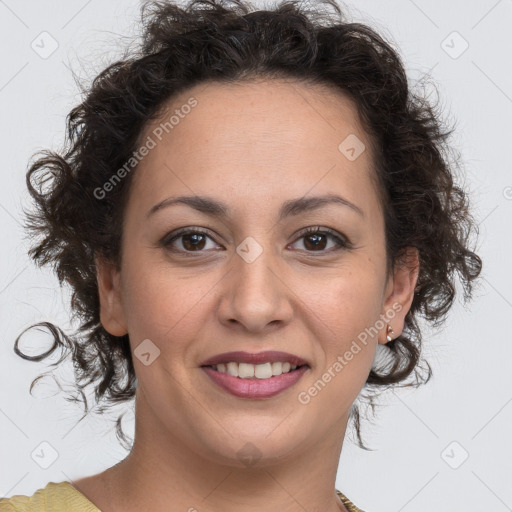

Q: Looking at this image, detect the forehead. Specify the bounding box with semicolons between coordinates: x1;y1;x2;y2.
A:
140;78;368;153
130;78;380;218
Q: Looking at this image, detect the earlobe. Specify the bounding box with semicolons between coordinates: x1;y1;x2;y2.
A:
95;256;128;337
380;247;419;344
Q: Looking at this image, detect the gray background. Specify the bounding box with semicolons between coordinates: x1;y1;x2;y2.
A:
0;1;511;510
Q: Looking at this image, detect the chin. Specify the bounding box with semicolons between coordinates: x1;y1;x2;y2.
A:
196;424;310;469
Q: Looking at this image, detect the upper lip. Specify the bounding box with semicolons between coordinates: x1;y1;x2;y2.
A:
200;351;309;367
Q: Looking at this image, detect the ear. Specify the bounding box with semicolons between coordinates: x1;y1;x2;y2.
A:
95;255;128;337
379;247;419;345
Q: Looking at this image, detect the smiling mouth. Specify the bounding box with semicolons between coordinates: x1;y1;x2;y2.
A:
201;363;310;399
202;361;309;379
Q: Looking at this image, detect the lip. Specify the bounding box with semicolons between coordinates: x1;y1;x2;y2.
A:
200;350;309;367
202;365;309;399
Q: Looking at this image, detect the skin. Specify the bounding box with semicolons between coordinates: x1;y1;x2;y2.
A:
73;78;419;512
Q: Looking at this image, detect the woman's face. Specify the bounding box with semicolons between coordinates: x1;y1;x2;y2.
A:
97;79;417;466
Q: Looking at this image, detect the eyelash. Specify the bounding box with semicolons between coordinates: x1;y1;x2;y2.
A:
161;226;353;256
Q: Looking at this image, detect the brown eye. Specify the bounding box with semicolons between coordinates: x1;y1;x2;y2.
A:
303;232;329;250
180;232;207;251
291;226;351;253
163;228;221;253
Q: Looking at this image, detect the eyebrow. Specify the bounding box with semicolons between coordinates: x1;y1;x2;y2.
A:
146;193;364;221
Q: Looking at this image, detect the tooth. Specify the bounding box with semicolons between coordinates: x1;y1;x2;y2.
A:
238;363;255;378
255;362;273;379
212;361;300;378
226;362;239;377
271;362;282;376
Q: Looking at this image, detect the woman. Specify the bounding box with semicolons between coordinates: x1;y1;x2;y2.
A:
0;0;482;511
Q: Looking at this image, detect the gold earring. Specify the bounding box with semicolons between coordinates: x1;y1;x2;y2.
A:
386;324;394;342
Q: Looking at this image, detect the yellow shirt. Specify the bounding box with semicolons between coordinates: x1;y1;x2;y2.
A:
0;481;365;512
0;482;99;511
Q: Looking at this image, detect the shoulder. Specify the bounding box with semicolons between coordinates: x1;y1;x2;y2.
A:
0;481;100;512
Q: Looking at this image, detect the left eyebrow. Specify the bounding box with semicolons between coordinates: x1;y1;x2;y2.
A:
146;193;364;220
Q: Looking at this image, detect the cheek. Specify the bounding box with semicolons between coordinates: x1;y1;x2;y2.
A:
302;269;383;378
120;256;216;353
304;263;383;331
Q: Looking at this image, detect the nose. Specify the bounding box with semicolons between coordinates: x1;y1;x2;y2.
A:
217;241;294;334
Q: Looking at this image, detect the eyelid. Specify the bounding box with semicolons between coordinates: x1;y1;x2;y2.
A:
161;226;221;248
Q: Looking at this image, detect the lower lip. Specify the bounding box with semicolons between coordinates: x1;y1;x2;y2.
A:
201;365;309;399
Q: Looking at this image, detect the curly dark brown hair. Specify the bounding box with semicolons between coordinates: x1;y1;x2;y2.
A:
15;0;482;451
